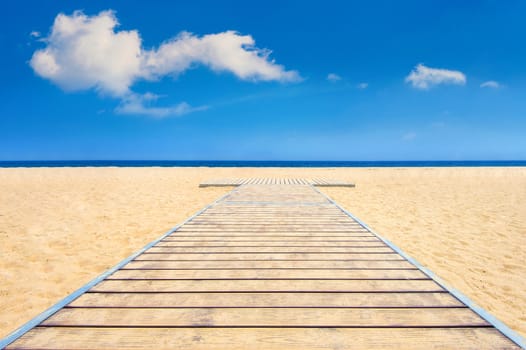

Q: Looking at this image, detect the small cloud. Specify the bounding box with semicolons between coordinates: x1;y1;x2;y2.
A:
327;73;342;82
115;93;208;118
405;63;466;89
29;31;41;38
402;132;417;141
357;82;368;89
480;80;501;89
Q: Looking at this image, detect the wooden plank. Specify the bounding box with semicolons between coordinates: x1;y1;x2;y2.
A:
205;205;338;208
231;200;331;203
175;225;369;234
147;246;394;253
197;214;349;218
210;206;336;208
202;209;343;212
90;279;443;292
208;206;336;208
173;231;373;235
191;216;356;219
108;268;428;280
180;221;362;225
183;223;363;226
203;205;341;207
42;307;488;327
190;217;357;220
172;232;373;237
161;237;382;243
203;208;341;211
177;224;365;228
176;229;368;233
195;213;352;215
179;226;366;231
70;291;462;308
185;222;361;226
155;241;387;249
192;213;354;216
186;223;363;229
189;208;350;211
134;253;402;261
199;178;357;187
194;211;351;214
187;215;353;218
9;327;518;350
195;216;350;219
187;221;358;224
125;260;415;269
199;212;346;215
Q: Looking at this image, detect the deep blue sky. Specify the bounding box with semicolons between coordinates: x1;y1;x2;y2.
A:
1;0;525;160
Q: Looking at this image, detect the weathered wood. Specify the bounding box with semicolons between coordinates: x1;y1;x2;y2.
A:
108;268;428;280
165;235;375;240
188;219;356;222
70;292;462;308
6;182;519;349
125;260;415;269
177;225;367;233
179;226;366;231
134;252;402;261
172;231;373;236
156;240;384;246
147;246;394;253
9;327;517;350
42;307;487;327
198;213;348;217
182;223;363;227
90;279;443;293
200;177;355;187
161;237;382;243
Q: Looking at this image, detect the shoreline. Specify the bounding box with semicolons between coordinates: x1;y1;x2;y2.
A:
1;166;525;339
1;159;526;169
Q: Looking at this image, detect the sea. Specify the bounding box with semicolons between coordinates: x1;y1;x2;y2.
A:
0;160;525;168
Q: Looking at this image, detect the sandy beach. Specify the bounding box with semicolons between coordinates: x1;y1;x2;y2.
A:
0;167;525;339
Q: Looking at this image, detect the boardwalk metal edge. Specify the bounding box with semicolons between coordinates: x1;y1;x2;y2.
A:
0;187;239;349
312;185;526;349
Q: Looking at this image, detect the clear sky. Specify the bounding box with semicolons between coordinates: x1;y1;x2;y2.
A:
1;0;525;160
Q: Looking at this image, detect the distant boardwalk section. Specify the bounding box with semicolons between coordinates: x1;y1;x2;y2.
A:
1;180;522;349
199;177;355;187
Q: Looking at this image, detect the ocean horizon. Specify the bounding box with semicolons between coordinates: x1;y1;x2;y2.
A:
1;160;525;168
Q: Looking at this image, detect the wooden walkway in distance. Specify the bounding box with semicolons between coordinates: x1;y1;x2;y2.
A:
3;181;521;349
199;177;355;187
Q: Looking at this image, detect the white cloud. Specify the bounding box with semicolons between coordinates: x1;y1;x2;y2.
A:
30;10;143;96
357;82;368;89
29;31;41;38
30;10;300;117
144;31;300;83
115;93;208;118
480;80;500;89
402;132;417;141
326;73;341;82
405;64;466;89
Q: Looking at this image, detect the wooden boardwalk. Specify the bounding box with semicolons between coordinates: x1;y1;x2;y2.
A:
199;178;355;187
3;181;522;349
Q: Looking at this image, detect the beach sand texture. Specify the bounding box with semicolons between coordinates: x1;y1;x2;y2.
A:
0;167;525;340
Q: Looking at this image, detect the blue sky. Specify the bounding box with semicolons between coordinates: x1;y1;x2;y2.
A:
1;0;525;160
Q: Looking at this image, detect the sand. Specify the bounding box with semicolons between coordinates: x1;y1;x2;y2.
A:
0;167;525;339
